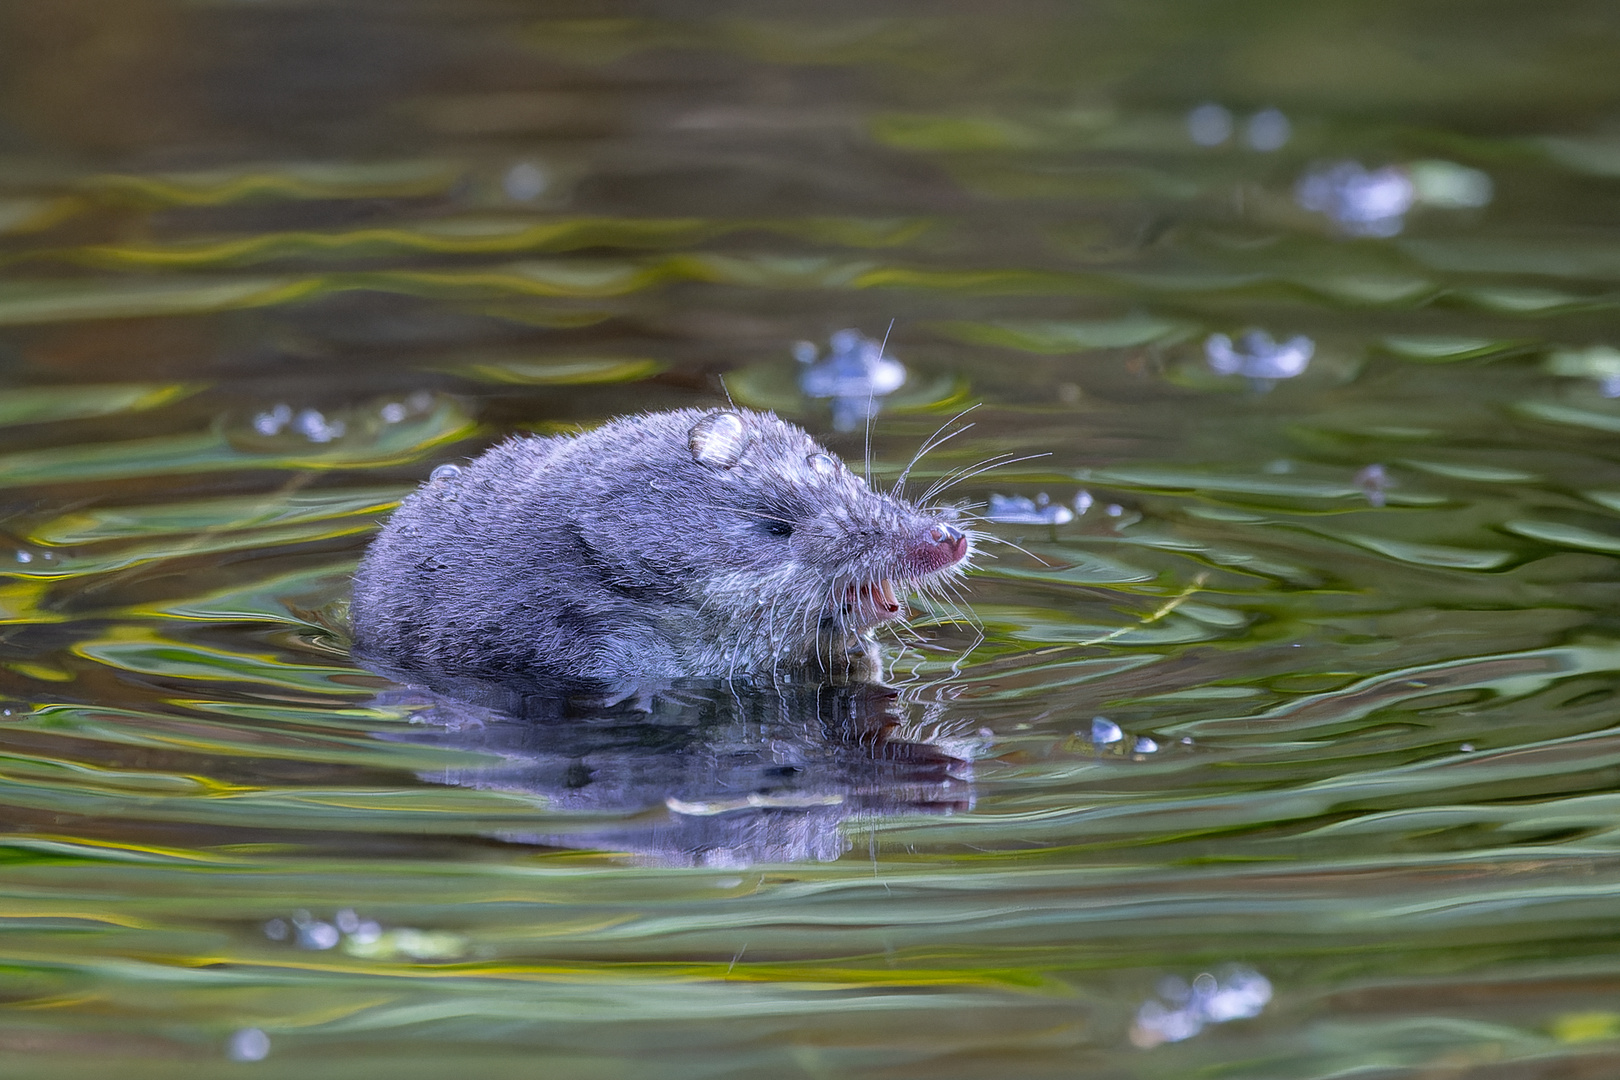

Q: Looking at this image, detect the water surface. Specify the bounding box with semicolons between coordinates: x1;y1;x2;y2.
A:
5;3;1620;1076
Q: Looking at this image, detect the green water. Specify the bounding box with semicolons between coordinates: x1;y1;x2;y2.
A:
5;2;1620;1075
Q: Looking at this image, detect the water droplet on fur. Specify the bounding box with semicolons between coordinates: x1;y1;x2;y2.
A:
807;452;838;476
1091;716;1123;744
688;411;750;469
430;464;462;482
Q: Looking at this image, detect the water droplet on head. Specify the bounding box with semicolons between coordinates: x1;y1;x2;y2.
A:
430;464;462;482
806;452;838;477
688;411;751;470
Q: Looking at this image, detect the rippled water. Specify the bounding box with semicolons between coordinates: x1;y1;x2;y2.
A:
7;3;1620;1076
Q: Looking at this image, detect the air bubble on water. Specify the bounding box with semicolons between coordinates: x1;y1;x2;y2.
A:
430;464;463;482
1091;716;1123;744
1186;103;1233;146
797;328;907;433
295;920;340;950
1134;737;1158;754
1132;966;1273;1048
262;918;288;941
1355;463;1388;507
380;402;408;423
504;161;549;202
293;408;345;443
1245;108;1291;151
1296;161;1415;236
227;1027;271;1063
1206;331;1314;383
253;403;292;435
988;493;1073;525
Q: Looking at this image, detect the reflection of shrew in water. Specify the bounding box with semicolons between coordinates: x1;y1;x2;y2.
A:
376;676;976;868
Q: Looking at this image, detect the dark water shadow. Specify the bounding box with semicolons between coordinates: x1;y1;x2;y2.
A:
369;669;977;868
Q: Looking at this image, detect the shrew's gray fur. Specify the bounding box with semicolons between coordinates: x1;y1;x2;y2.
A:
351;408;972;685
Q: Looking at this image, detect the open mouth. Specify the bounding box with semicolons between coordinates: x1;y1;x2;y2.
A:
842;578;902;624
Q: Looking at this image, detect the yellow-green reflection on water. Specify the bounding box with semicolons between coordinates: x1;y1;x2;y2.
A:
4;2;1620;1077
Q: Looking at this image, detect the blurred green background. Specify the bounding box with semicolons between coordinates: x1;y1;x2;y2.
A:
5;2;1620;1076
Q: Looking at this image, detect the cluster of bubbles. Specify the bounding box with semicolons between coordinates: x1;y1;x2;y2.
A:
263;907;382;950
986;490;1125;526
1186;103;1292;152
263;907;467;963
250;391;436;445
1204;331;1315;387
252;403;346;443
795;328;907;432
1186;102;1492;237
1296;159;1492;237
1088;715;1159;755
1130;967;1274;1048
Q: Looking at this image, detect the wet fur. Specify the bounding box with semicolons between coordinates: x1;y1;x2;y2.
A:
352;408;973;685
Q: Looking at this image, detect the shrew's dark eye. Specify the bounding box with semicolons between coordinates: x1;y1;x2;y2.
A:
763;520;794;539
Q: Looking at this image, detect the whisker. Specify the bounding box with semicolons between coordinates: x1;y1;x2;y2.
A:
893;403;982;498
967;532;1050;566
917;452;1021;504
921;452;1054;504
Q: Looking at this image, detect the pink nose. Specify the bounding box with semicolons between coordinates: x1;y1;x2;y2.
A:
928;522;968;564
